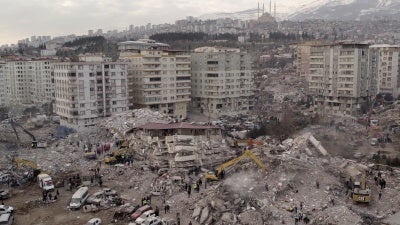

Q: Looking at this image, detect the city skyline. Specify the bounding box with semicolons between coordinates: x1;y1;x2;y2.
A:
1;0;303;45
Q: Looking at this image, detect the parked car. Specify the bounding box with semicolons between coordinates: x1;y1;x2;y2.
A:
131;205;152;220
86;218;101;225
0;190;10;200
135;210;155;224
0;213;13;225
102;188;117;196
0;174;10;184
0;205;13;215
371;138;378;146
143;216;163;225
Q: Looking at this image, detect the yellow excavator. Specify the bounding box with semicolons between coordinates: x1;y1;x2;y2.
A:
14;157;38;170
104;147;131;164
352;173;371;203
205;149;268;181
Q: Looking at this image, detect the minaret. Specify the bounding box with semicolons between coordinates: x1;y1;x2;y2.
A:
274;2;276;18
270;0;272;14
258;2;260;19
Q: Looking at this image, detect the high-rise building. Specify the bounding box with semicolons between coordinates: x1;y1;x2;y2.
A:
190;47;255;119
2;59;55;105
305;43;377;116
296;41;326;79
119;39;191;119
370;44;400;98
53;54;128;128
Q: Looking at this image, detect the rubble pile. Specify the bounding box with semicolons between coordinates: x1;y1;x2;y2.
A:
102;109;173;137
311;206;363;225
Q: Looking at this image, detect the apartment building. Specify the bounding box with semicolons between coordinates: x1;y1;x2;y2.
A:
370;44;400;98
306;43;377;116
53;55;128;128
2;59;54;105
190;47;254;119
119;40;191;119
0;61;6;106
296;41;326;79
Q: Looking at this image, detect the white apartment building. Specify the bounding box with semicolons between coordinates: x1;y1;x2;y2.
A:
2;59;54;105
119;40;191;119
306;43;377;116
190;47;254;119
370;44;400;98
53;56;128;128
0;61;6;106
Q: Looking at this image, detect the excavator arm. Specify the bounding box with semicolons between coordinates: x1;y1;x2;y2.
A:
206;149;268;181
10;119;37;148
245;150;268;172
14;157;38;170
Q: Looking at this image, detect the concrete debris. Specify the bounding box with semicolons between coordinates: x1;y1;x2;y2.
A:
311;206;363;225
1;96;400;225
199;206;210;224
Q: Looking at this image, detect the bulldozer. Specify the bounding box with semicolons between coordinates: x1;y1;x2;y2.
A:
352;173;371;203
104;147;131;165
205;149;268;181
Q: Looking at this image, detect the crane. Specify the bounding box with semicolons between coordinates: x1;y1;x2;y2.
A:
205;149;268;181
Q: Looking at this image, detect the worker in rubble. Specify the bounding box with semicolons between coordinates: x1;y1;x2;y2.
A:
187;185;191;197
155;206;159;216
193;182;198;193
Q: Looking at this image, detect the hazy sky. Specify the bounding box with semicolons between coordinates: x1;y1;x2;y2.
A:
0;0;301;45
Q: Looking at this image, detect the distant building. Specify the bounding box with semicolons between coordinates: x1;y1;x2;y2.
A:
119;39;191;119
53;54;128;128
304;42;377;116
2;59;55;105
0;61;6;106
190;47;255;119
370;44;400;98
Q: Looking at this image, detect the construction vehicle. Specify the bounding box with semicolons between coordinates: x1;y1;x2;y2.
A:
205;149;268;181
9;119;46;148
104;147;131;165
13;157;43;181
84;149;97;160
38;173;54;192
352;173;371;203
14;157;38;170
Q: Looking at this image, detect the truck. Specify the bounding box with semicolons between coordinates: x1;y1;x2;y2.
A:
38;174;54;192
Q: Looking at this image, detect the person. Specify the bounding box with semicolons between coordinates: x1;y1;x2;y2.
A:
379;190;382;200
56;189;60;196
164;204;168;214
48;192;52;201
99;178;103;188
300;202;303;210
155;206;159;216
187;186;191;197
189;221;192;225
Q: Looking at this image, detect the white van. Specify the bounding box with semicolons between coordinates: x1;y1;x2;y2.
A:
0;213;13;225
70;187;89;209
